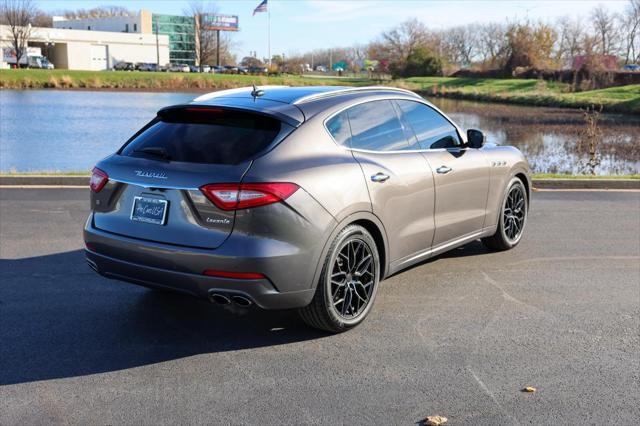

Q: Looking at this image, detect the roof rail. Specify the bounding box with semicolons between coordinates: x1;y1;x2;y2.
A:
291;86;420;105
193;85;289;103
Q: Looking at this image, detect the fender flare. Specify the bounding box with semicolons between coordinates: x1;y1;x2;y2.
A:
309;211;390;291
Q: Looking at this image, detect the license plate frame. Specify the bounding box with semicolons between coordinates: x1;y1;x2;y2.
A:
130;196;168;226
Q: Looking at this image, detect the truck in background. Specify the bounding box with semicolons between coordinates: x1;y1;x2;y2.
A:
2;47;54;69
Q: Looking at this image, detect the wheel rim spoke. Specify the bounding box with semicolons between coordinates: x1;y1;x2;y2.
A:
503;185;525;242
331;237;375;319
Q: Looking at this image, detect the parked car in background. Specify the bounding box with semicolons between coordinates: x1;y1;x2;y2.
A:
137;63;158;72
237;66;248;74
168;63;190;73
189;65;201;73
622;64;640;72
113;61;135;71
84;86;531;333
201;65;211;73
210;65;225;73
224;65;239;74
248;65;269;74
315;65;327;72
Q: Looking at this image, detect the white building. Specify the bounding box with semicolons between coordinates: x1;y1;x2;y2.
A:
52;10;151;34
0;24;169;70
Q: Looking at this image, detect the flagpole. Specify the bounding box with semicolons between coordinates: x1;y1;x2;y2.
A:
268;3;271;65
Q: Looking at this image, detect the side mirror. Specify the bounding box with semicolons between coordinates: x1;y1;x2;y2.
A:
467;129;485;149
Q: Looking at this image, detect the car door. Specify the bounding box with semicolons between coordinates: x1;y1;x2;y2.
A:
330;99;436;264
395;100;490;248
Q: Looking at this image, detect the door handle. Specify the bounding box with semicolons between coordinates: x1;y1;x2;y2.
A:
371;172;390;183
436;166;452;174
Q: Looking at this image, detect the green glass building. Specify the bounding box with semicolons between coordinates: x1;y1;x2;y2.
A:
152;14;196;65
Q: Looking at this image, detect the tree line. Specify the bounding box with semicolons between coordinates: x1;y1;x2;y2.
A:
284;0;639;77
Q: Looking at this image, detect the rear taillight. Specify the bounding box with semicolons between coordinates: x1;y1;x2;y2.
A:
199;182;299;211
90;167;109;193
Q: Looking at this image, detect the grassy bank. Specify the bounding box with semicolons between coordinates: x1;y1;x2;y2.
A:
0;69;369;91
1;69;639;113
1;170;638;180
401;77;640;114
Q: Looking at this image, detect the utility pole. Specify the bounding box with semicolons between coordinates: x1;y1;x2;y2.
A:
155;15;160;68
216;29;220;66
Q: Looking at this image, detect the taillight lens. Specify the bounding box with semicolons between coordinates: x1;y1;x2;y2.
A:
199;182;299;211
90;167;109;193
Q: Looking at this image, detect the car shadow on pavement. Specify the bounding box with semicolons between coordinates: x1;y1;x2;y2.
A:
0;250;328;386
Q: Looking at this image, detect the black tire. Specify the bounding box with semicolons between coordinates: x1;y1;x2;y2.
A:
299;224;380;333
482;176;528;251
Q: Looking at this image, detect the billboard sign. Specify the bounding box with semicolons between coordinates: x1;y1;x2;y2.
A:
201;14;239;31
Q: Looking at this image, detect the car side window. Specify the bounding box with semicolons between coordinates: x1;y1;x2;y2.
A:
325;111;351;146
346;100;411;152
396;100;462;149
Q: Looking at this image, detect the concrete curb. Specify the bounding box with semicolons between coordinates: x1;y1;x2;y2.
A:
532;179;639;190
0;176;89;186
0;176;638;190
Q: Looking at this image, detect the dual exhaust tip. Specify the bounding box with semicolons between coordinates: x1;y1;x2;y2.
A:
209;291;253;308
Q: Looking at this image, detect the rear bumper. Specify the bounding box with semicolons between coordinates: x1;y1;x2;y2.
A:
85;249;314;309
83;217;321;310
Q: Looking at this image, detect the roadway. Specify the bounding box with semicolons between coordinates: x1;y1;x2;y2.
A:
0;188;638;425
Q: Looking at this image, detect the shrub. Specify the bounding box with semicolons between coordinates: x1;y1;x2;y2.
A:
393;47;443;78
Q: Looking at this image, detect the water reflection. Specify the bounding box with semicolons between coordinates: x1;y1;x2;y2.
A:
0;90;638;174
0;90;195;172
430;98;640;175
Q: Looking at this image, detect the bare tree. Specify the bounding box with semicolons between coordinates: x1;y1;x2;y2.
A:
380;19;430;66
621;0;640;63
478;23;508;68
62;6;132;19
591;5;619;55
442;25;480;66
556;17;583;63
187;1;225;69
1;0;36;67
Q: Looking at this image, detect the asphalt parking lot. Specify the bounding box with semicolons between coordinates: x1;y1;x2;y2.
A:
1;188;638;425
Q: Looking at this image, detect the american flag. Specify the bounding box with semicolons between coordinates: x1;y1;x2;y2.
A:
253;0;268;16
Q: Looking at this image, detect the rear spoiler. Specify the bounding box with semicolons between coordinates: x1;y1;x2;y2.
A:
158;98;305;127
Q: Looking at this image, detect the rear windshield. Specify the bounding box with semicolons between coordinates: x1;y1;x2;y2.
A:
120;108;283;165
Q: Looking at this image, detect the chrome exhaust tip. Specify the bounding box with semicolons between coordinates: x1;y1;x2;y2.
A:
209;292;231;305
231;295;253;307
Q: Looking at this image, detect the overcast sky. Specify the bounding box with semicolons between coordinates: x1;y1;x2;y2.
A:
39;0;629;59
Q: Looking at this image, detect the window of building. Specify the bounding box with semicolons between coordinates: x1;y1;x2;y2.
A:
125;23;129;32
87;25;91;30
134;23;137;32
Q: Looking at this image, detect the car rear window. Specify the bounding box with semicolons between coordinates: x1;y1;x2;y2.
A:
120;108;283;165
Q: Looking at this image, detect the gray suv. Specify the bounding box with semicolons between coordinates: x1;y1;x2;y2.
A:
84;86;531;332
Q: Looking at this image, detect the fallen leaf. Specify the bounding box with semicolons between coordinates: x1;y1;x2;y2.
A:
522;386;537;393
424;415;448;425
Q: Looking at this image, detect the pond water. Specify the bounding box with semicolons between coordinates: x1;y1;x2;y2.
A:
1;90;638;174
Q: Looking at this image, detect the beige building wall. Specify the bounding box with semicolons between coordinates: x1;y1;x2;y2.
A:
139;10;153;34
0;25;169;70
